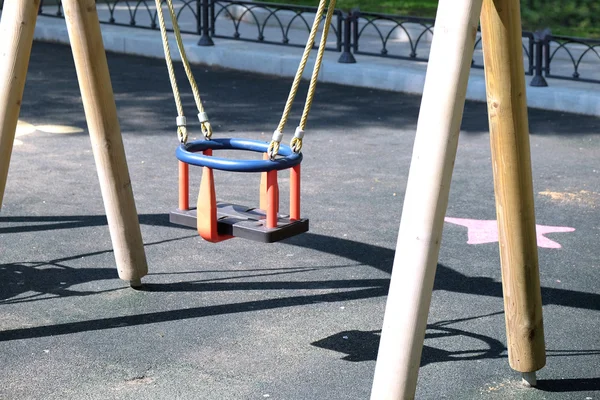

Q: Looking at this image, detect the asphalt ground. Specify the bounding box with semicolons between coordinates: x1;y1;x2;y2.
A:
1;41;599;400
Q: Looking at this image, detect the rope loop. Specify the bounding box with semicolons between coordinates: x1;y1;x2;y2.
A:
267;129;284;159
290;137;302;153
267;141;280;160
177;125;188;144
201;121;213;140
290;126;304;153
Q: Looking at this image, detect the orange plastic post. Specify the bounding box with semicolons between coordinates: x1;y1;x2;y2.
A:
260;153;268;211
266;170;279;229
260;153;278;213
196;149;233;243
290;164;301;221
179;161;189;210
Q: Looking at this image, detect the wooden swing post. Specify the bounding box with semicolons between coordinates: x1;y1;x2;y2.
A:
0;0;147;285
480;0;546;384
369;0;484;398
0;0;39;209
61;0;148;285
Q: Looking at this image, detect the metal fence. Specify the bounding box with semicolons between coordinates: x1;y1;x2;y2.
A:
211;0;342;51
544;33;600;84
1;0;598;86
35;0;204;35
349;11;535;75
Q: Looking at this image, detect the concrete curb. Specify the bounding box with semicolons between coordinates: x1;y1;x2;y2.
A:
32;16;600;118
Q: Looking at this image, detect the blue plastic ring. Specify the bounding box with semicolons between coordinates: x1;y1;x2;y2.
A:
176;138;303;172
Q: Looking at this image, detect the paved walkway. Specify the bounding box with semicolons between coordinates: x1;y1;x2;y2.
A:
25;4;600;117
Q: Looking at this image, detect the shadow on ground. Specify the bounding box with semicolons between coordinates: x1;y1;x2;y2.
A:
536;378;600;392
2;213;599;395
22;42;600;140
2;214;599;310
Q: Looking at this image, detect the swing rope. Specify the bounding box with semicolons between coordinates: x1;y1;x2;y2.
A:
268;0;337;159
156;0;334;154
294;0;336;153
155;0;212;143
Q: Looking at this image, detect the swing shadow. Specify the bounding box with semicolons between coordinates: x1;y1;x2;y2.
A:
1;213;598;376
2;214;599;313
0;234;198;305
536;378;600;392
309;325;600;394
283;232;600;312
310;310;600;375
311;311;508;366
2;265;597;378
0;285;389;342
0;213;172;235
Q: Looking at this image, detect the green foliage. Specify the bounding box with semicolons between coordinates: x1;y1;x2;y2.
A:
521;0;600;37
266;0;600;38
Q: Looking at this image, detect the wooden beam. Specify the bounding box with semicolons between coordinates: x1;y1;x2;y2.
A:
0;0;39;209
480;0;546;378
369;0;484;398
62;0;148;285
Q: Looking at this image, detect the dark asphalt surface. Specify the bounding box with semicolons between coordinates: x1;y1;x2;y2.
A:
1;41;599;400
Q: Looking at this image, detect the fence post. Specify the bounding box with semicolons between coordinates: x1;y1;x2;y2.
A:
338;10;356;63
198;0;214;46
530;29;549;87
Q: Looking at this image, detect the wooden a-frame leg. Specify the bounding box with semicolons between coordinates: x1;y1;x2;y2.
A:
0;0;39;209
62;0;148;286
369;0;483;398
480;0;546;384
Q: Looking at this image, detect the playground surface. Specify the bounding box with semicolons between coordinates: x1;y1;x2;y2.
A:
1;41;599;399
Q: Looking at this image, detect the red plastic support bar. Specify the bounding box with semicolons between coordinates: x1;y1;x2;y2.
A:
266;170;279;229
290;164;301;221
179;161;189;210
260;153;279;213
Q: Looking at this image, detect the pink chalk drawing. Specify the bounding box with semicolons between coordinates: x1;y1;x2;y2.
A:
444;217;575;249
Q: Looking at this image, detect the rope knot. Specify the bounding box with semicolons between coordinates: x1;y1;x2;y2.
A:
291;127;305;153
177;125;188;144
201;121;213;140
268;130;284;159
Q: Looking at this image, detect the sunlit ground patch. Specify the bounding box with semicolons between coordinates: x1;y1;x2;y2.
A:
13;120;84;146
13;120;37;146
35;125;84;134
539;190;600;208
15;120;36;137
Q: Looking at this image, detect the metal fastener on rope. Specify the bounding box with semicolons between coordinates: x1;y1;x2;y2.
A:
176;115;188;143
198;112;212;139
198;112;209;123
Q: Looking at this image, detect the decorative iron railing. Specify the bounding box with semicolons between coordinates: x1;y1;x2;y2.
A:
212;0;342;51
351;11;435;62
351;11;535;75
36;0;204;35
1;0;598;86
544;34;600;84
